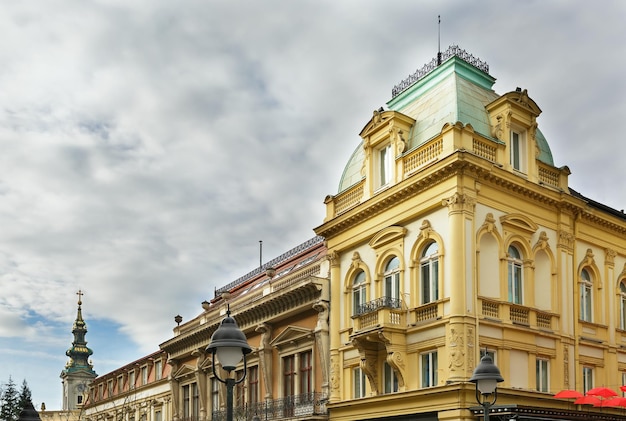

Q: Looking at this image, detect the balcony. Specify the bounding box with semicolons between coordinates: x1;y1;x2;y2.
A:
353;297;405;331
479;298;558;331
212;393;327;421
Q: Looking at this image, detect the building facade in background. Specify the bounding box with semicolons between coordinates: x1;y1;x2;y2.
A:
81;350;171;421
160;237;330;421
314;46;626;421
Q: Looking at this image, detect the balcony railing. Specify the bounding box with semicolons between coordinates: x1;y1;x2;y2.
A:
479;298;558;331
212;393;326;421
355;296;402;315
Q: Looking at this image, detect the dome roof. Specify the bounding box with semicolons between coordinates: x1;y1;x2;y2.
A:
337;52;554;193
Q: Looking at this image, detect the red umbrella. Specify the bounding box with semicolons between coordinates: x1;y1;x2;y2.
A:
554;390;584;399
587;387;618;398
620;385;626;393
574;396;602;406
603;397;626;407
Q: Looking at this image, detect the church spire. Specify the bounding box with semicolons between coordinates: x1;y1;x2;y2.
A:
64;290;95;372
60;290;96;410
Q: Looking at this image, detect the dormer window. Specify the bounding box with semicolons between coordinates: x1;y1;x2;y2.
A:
510;128;526;173
378;144;393;188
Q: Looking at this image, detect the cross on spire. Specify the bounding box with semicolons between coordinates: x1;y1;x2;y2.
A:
76;289;83;305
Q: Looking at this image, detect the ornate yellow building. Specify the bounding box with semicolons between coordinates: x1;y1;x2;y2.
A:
160;237;330;421
314;46;626;421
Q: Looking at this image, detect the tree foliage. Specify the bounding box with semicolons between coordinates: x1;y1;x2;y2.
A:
0;377;33;421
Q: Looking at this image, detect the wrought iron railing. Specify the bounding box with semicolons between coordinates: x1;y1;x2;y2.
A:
391;45;490;98
355;296;402;316
212;393;326;421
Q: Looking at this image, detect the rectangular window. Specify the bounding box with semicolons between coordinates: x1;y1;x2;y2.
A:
536;358;549;392
421;257;439;303
192;383;199;420
581;283;592;322
383;362;398;394
129;371;135;389
235;369;245;409
141;366;148;385
353;367;366;399
98;384;103;400
107;380;114;397
510;130;527;173
183;384;190;419
211;378;220;414
421;351;438;388
283;355;296;417
384;272;400;303
583;367;594;393
155;412;162;421
283;355;296;397
117;376;124;393
155;360;163;381
620;283;626;330
300;351;313;395
248;366;259;406
379;144;392;187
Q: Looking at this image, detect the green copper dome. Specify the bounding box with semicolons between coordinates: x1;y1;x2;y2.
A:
338;48;554;193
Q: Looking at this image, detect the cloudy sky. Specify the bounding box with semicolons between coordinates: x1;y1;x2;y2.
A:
0;0;624;409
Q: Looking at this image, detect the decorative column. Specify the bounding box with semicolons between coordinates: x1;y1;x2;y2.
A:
255;323;273;400
328;251;342;402
192;349;208;421
167;358;180;421
442;192;476;382
313;300;330;398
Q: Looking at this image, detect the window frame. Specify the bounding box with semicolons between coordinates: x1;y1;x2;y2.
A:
617;279;626;330
353;366;366;399
510;128;527;173
580;269;593;322
352;270;367;315
507;245;523;304
420;242;439;304
536;357;549;392
582;366;594;393
420;351;438;388
377;143;393;189
383;361;398;394
384;256;401;305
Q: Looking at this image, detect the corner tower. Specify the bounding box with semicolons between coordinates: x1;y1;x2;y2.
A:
60;290;97;410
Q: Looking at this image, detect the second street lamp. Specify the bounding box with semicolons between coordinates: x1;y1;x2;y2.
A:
206;308;252;421
469;354;504;421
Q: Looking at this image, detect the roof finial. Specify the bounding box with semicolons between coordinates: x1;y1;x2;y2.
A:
437;15;442;65
76;289;83;306
259;240;263;270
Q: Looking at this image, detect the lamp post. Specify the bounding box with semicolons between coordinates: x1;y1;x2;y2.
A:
206;308;252;421
469;354;504;421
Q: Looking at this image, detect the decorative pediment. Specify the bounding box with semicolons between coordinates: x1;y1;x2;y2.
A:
500;214;538;234
270;326;314;350
369;226;407;250
359;110;415;150
172;364;196;380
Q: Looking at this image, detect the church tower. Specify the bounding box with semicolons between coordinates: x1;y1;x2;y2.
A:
60;291;97;410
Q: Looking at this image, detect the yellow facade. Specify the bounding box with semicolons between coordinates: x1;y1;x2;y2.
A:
315;47;626;421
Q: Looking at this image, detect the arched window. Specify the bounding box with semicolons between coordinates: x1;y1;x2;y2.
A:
507;245;523;304
619;280;626;330
580;269;593;322
352;270;366;316
384;256;400;307
420;242;439;304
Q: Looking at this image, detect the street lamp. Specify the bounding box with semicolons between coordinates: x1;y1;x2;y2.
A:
206;308;252;421
469;354;504;421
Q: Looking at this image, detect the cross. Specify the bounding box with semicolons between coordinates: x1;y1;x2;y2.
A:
76;289;84;305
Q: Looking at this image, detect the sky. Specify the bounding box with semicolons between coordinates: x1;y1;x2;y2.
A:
0;0;625;410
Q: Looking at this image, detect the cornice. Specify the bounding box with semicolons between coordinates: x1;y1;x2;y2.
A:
161;278;324;359
317;150;626;240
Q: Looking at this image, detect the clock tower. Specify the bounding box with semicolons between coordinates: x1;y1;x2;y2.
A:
60;290;97;410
